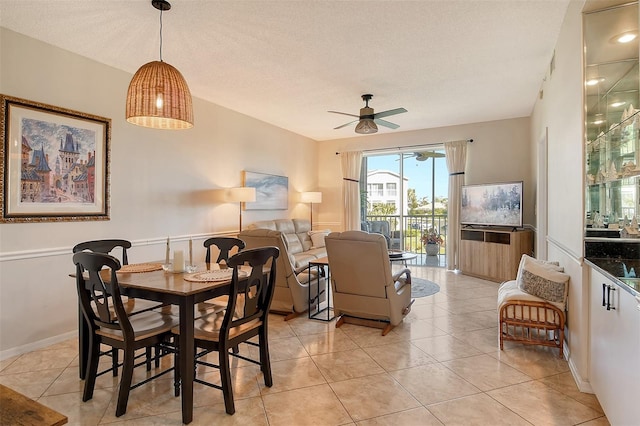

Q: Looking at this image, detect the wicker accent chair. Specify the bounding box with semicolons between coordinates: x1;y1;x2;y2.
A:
497;255;569;359
498;281;566;358
325;230;413;335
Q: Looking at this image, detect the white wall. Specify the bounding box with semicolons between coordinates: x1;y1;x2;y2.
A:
317;117;533;231
0;28;319;358
530;0;589;389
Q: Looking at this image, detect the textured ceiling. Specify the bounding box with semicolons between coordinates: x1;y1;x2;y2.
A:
0;0;571;141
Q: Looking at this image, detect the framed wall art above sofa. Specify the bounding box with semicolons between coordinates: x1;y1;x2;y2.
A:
242;170;288;210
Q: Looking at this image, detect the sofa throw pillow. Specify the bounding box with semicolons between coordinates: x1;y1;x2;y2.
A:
517;255;569;304
308;230;331;248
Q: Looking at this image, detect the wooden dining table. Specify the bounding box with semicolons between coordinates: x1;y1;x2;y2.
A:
72;261;248;424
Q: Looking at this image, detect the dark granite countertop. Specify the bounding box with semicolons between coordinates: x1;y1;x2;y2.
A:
585;257;640;296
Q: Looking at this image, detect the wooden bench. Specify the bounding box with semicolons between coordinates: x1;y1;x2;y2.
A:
0;384;68;425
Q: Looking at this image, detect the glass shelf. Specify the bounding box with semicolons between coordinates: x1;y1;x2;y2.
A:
585;110;640;227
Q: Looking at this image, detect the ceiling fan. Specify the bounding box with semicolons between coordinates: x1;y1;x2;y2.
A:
407;151;445;161
329;94;407;134
395;151;446;161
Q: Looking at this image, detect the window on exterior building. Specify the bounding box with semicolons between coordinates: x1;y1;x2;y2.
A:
387;182;397;196
368;183;384;197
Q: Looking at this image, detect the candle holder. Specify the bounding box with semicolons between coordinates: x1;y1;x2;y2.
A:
162;263;196;273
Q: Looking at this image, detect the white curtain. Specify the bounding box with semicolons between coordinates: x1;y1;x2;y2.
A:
340;151;363;231
444;140;468;271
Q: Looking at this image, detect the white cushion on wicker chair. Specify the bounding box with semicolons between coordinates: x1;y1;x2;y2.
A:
498;280;565;318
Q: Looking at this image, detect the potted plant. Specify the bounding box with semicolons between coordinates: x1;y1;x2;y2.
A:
421;228;443;256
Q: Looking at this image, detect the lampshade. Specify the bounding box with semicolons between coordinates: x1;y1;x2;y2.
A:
300;192;322;203
227;187;256;203
125;0;193;130
126;61;193;129
355;119;378;134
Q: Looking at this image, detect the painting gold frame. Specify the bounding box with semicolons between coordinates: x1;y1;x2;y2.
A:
1;95;111;223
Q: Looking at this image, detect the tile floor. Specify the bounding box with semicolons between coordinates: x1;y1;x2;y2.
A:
0;266;609;425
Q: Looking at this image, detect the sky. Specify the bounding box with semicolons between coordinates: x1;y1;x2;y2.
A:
366;151;449;201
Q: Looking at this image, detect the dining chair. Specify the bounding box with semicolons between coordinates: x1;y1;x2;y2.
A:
73;239;166;375
173;246;280;415
73;239;132;265
203;237;246;264
73;252;179;417
200;237;247;320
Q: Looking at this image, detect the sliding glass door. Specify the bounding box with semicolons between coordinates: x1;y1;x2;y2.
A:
361;149;448;259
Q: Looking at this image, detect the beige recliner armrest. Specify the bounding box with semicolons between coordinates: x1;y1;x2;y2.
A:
392;268;411;284
239;228;326;316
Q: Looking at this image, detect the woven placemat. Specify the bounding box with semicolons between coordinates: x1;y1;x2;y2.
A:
184;269;248;283
119;263;163;273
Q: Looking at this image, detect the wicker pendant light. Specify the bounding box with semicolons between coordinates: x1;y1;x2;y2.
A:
126;0;193;130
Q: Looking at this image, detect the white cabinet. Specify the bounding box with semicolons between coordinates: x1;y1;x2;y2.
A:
589;267;640;425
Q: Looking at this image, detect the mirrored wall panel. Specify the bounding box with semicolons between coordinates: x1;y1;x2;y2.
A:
584;1;639;237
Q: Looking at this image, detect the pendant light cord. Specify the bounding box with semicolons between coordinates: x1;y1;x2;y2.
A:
159;8;163;62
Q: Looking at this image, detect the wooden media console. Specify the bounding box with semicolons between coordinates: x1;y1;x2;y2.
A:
460;228;533;282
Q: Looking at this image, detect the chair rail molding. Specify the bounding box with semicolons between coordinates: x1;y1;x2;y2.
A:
547;236;583;264
0;232;231;262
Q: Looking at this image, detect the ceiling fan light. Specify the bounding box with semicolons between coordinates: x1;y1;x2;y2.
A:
615;31;637;43
355;119;378;134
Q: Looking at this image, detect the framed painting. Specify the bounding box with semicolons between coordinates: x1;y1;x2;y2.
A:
1;95;111;223
243;171;288;210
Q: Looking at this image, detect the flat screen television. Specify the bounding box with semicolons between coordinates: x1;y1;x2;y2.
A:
461;181;523;228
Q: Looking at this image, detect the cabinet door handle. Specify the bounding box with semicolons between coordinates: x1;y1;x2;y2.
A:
606;284;616;311
602;283;607;307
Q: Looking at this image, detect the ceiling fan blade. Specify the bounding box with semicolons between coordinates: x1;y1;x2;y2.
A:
374;118;400;129
373;107;408;119
417;151;445;157
334;119;359;130
328;110;360;118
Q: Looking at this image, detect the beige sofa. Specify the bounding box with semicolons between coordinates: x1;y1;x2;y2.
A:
238;219;327;316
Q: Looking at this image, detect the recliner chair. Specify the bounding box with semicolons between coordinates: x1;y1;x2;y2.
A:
325;230;413;335
361;220;392;248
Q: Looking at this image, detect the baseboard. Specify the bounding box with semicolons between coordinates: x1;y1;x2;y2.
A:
0;330;76;362
568;346;593;393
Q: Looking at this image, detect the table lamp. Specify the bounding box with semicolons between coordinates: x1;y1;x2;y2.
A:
227;187;256;231
301;191;322;229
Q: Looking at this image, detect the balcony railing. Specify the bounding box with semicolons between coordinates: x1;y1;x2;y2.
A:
364;214;447;256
